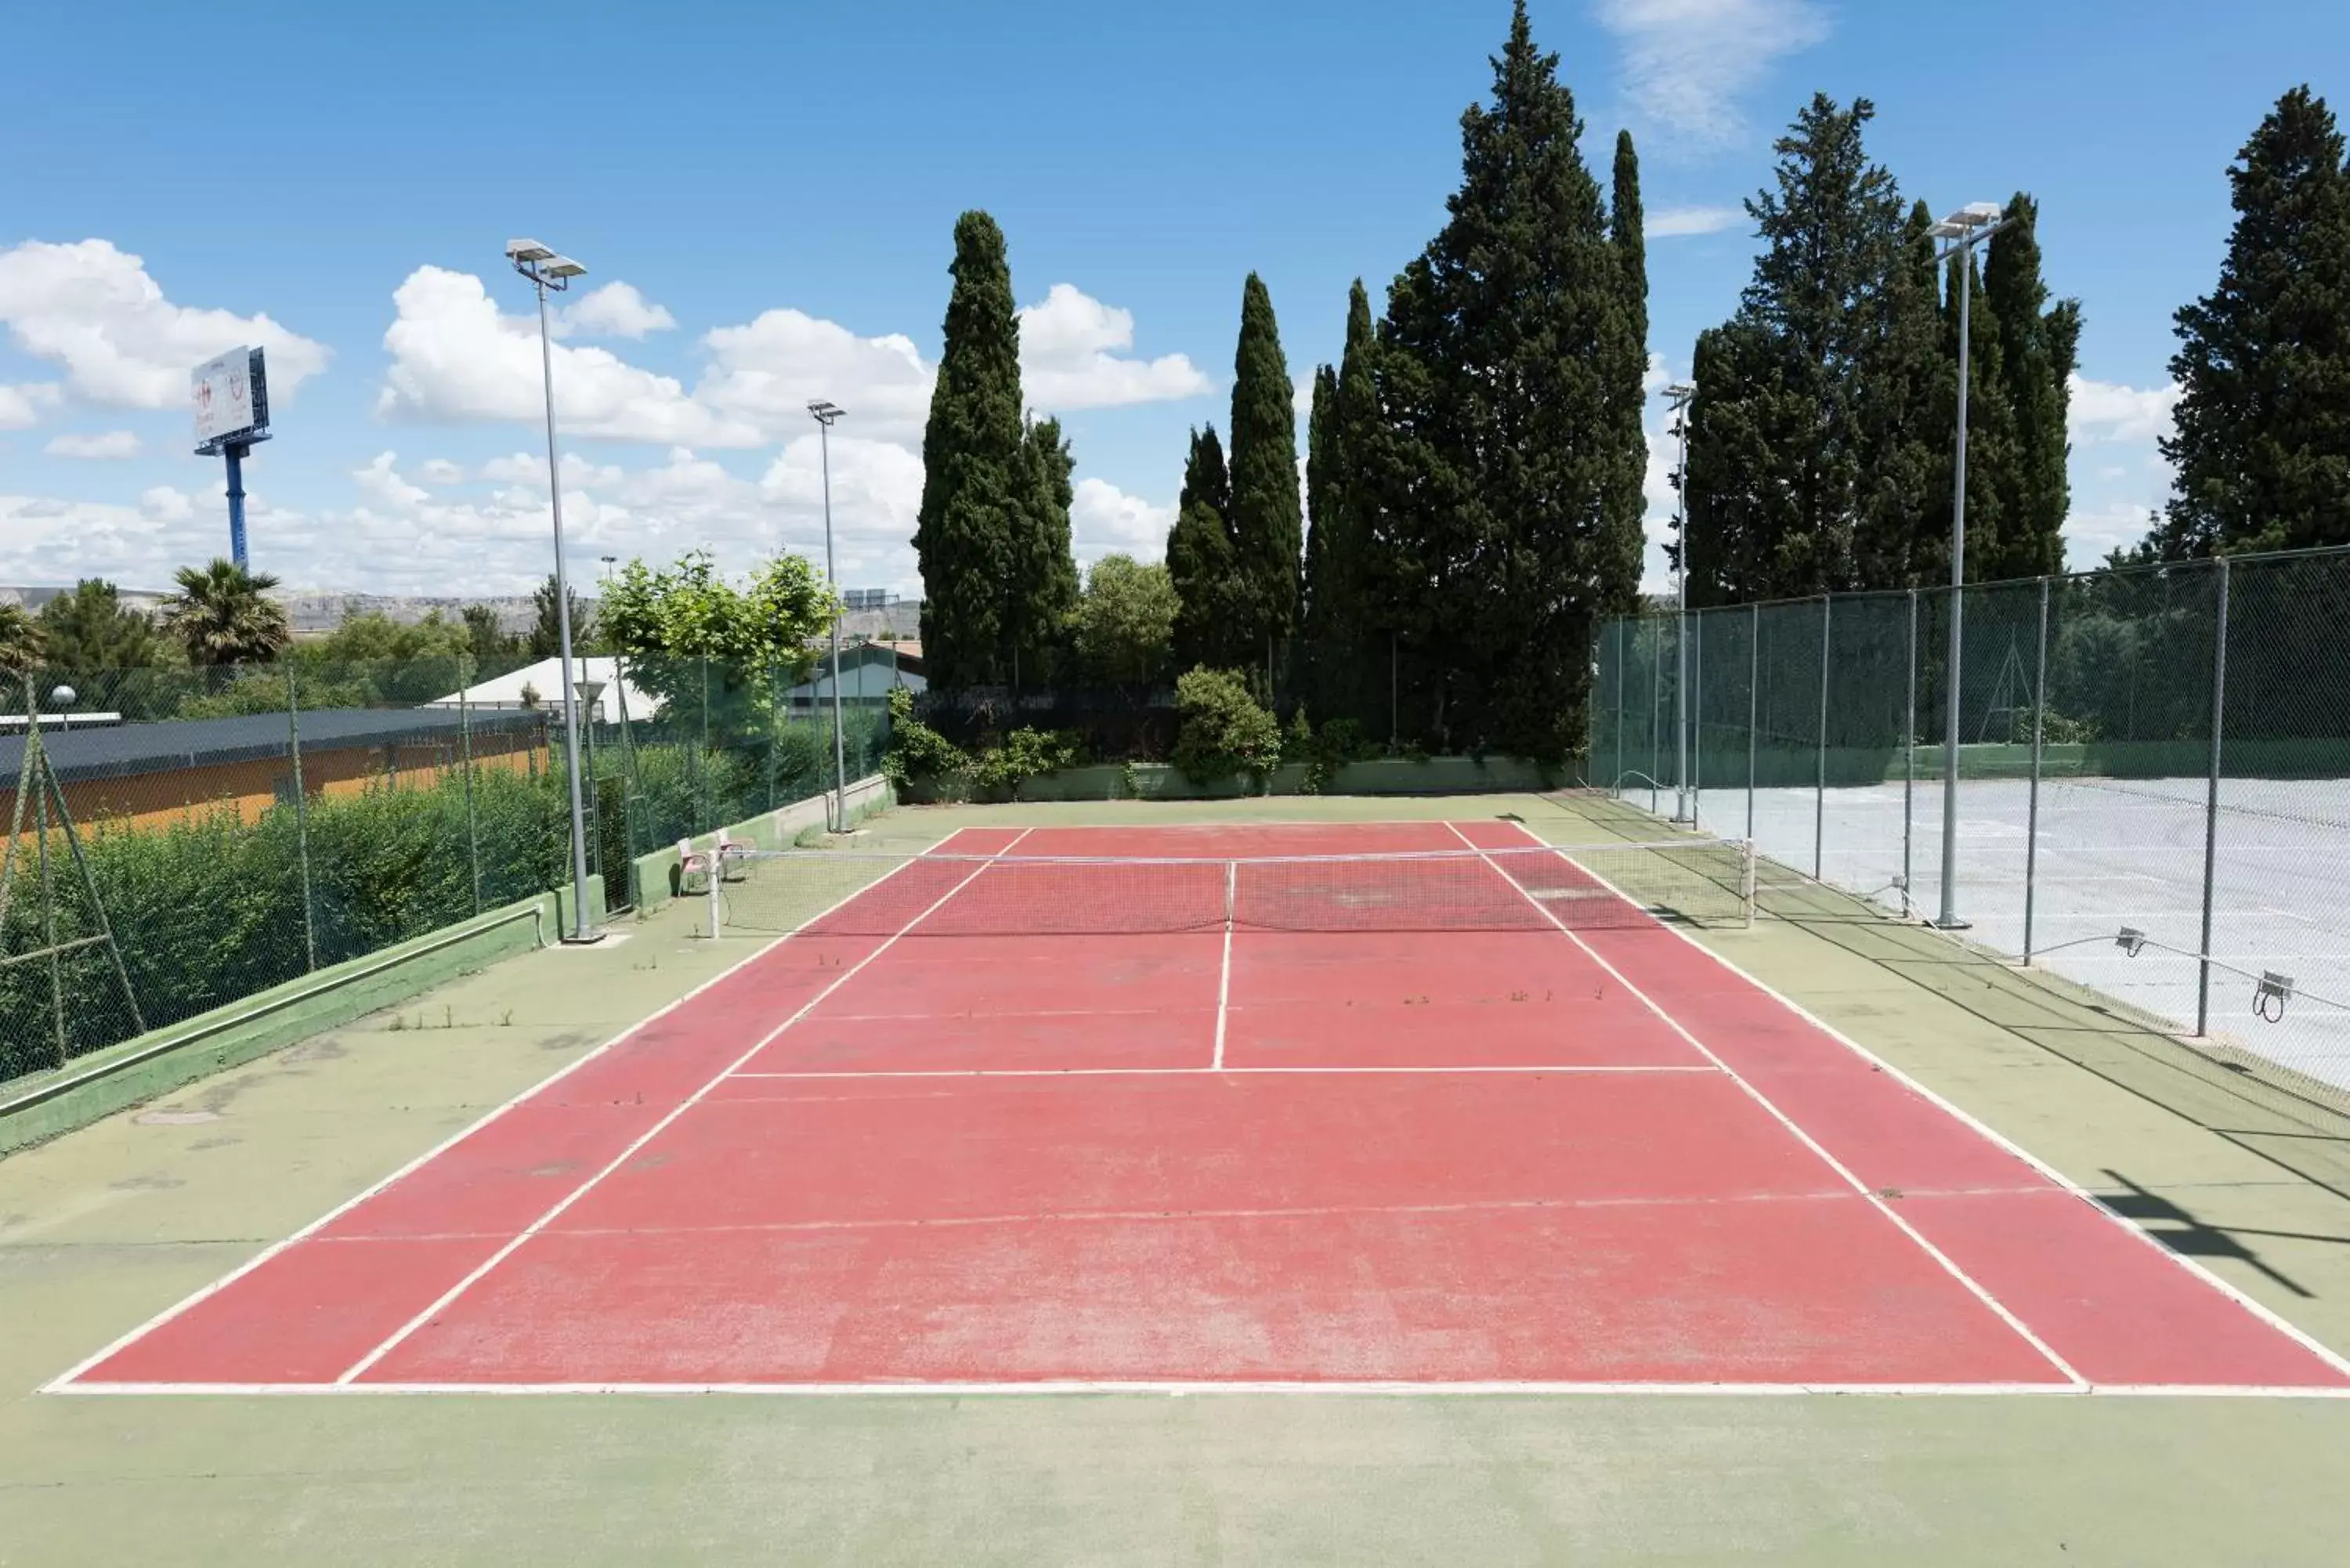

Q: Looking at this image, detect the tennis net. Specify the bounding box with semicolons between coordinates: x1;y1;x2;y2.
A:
700;837;1755;938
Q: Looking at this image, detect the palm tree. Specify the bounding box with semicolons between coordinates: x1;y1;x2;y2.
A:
0;602;45;676
159;559;291;666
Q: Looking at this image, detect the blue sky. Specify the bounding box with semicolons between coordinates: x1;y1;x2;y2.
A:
1;0;2341;599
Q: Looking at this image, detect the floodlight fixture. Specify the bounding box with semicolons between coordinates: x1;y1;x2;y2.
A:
808;399;844;425
505;238;555;263
542;255;588;280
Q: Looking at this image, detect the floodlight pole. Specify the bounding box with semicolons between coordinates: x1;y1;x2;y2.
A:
808;400;848;834
1931;205;2009;930
1665;382;1697;824
510;240;598;943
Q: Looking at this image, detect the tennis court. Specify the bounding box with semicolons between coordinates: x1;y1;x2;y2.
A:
48;816;2345;1396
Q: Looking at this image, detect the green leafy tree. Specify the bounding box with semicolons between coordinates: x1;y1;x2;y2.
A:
1368;0;1624;757
1167;425;1245;670
914;210;1028;685
600;550;839;733
1983;194;2081;580
526;573;594;658
159;559;291;666
1682;94;1907;604
2155;85;2350;556
1072;554;1178;686
1225;273;1303;656
34;580;159;670
1600;128;1650;614
461;603;514;670
1008;414;1080;682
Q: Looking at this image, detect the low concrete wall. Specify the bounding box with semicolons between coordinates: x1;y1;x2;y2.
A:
627;772;894;914
0;885;575;1154
981;756;1554;802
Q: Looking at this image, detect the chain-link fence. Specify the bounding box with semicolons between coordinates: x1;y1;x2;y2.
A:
0;652;890;1088
1594;545;2350;1112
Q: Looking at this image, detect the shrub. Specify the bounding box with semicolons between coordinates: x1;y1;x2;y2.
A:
1171;667;1280;786
880;685;971;791
972;728;1086;797
1286;710;1369;794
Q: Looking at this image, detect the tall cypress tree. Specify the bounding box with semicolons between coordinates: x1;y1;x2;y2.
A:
914;211;1025;686
1328;280;1383;646
1983;194;2080;580
1372;0;1621;757
1680;94;1905;602
1008;414;1079;681
1600;128;1650;616
1226;273;1304;659
1302;363;1340;642
1940;249;2019;581
2157;85;2350;556
1853;198;1950;590
1167;425;1241;670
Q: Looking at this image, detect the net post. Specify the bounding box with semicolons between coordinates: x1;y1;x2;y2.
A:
2196;557;2229;1036
1224;858;1237;927
2023;575;2048;963
707;837;724;942
1741;836;1757;929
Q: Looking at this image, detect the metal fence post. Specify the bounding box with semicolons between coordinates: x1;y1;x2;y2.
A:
1649;623;1662;815
2024;576;2048;962
1690;613;1704;828
286;664;318;973
1612;622;1624;793
2197;558;2230;1035
1904;587;1918;919
1747;603;1759;842
1815;595;1830;880
34;735;61;1065
459;659;481;916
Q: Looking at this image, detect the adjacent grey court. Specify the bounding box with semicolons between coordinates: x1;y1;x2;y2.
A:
1642;774;2350;1096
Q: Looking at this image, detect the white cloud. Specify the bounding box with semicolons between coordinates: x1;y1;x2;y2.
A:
562;281;677;339
0;238;329;410
1649;205;1744;238
43;428;141;459
418;457;464;485
2069;374;2180;445
376;266;761;447
1018;284;1213;413
2062;503;2162;562
480;450;625;490
141;485;194;522
1595;0;1831;146
1070;478;1177;565
0;382;62;428
697;309;936;445
353;451;429;510
1292;375;1315;419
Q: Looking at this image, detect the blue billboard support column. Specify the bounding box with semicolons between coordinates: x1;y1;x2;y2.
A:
224;443;250;568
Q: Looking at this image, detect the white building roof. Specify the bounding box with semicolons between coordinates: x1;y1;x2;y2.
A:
425;656;660;724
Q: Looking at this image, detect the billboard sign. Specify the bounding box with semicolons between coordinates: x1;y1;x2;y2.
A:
191;347;270;448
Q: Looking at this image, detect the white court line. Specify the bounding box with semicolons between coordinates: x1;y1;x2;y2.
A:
725;1064;1720;1079
49;1377;2350;1400
1445;821;2090;1389
1499;818;2350;1384
1213;861;1236;1070
330;826;1040;1386
37;823;1007;1397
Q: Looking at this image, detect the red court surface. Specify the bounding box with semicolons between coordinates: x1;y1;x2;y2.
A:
52;820;2350;1396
